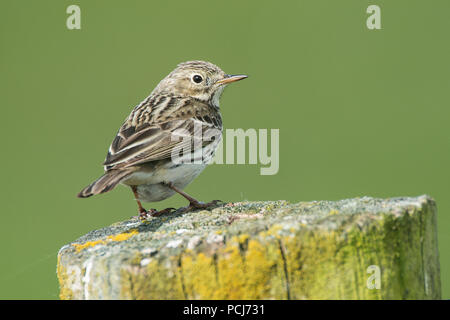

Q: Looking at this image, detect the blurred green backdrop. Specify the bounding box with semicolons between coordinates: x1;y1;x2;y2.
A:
0;0;449;299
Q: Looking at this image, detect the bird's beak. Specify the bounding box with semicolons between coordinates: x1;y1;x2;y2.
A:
216;74;248;85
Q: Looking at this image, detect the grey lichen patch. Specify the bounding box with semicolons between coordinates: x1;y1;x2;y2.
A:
57;196;441;299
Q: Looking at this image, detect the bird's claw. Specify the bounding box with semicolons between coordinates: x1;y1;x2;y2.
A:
132;200;223;219
180;199;223;213
133;207;176;220
149;207;176;217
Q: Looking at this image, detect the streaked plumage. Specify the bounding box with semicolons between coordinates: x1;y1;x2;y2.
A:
78;60;247;217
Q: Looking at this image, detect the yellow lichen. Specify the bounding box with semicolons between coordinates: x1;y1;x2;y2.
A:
130;252;143;266
72;229;139;253
72;239;107;252
57;254;74;300
176;235;283;299
266;224;283;238
107;229;138;242
238;234;249;244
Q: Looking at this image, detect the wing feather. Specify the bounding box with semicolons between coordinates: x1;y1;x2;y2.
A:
103;95;222;170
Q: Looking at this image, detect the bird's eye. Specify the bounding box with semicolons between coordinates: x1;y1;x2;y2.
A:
192;75;203;83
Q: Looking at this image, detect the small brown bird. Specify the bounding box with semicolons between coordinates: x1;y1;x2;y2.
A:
78;61;247;218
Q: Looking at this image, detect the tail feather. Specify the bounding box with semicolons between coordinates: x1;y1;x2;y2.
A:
77;169;136;198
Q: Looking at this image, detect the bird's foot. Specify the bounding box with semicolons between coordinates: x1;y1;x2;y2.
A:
180;199;223;213
134;207;176;220
149;207;176;217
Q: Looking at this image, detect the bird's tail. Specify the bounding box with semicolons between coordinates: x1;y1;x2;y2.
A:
77;169;136;198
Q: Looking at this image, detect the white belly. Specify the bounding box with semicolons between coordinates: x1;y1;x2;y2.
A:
122;162;207;202
120;135;221;202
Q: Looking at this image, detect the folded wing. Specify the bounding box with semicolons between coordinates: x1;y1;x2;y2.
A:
103;96;222;170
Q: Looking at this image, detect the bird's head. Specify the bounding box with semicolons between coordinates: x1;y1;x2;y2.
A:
153;60;247;107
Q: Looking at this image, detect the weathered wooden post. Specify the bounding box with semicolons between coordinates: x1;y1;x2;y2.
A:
57;195;441;299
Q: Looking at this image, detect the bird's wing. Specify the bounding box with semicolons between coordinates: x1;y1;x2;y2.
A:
103;95;222;170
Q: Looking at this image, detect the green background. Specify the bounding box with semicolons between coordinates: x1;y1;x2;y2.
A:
0;0;449;299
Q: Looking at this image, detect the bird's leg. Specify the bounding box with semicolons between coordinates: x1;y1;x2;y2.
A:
130;186;148;218
164;182;222;212
130;186;175;219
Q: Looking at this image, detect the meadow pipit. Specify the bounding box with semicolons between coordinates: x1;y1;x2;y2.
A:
78;61;247;218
